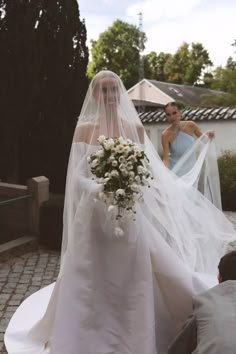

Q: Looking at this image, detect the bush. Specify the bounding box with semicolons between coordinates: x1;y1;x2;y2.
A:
39;193;64;250
218;151;236;211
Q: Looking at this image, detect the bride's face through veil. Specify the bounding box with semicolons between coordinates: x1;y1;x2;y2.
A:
74;70;145;145
93;75;120;109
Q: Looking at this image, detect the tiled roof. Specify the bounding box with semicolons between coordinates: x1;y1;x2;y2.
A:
148;80;224;107
139;107;236;124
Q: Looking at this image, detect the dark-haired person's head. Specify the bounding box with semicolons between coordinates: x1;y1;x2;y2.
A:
164;101;181;112
164;102;182;124
218;251;236;283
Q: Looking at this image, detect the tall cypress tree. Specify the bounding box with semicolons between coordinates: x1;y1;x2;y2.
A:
0;0;88;191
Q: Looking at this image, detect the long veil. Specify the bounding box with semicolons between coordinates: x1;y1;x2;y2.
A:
171;133;222;209
4;71;236;354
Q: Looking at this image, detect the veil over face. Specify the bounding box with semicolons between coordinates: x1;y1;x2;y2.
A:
73;70;144;145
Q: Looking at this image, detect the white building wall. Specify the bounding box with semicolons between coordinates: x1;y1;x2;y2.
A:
144;121;236;157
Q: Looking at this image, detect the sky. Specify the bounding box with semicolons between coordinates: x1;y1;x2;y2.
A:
78;0;236;68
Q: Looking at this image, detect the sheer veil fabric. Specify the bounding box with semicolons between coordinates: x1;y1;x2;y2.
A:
5;71;236;354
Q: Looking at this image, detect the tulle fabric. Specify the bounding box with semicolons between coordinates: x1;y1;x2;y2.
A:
4;71;236;354
171;132;222;210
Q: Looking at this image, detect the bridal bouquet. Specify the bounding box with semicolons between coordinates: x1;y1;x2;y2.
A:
87;135;152;237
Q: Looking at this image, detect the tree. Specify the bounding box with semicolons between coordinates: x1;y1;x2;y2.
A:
0;0;88;191
202;39;236;106
143;51;172;81
87;20;147;88
164;42;213;85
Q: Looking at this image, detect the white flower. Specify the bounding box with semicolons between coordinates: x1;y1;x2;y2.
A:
111;148;117;155
108;155;115;162
111;170;119;178
118;136;125;144
137;166;144;174
96;149;104;158
97;135;106;143
116;189;125;197
127;155;136;163
91;159;99;168
117;145;124;153
126;162;133;171
119;156;126;164
103;142;112;151
135;175;141;184
112;160;118;167
129;171;135;178
121;170;128;177
131;183;139;192
87;156;92;163
123;146;130;155
119;163;126;171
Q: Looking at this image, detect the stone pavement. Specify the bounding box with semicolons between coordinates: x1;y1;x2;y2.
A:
0;249;60;353
0;212;236;354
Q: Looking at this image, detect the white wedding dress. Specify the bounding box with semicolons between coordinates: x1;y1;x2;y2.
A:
5;71;236;354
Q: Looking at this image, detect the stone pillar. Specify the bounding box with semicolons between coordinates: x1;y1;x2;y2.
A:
27;176;49;235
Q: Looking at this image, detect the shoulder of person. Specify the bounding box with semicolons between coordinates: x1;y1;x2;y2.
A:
194;280;236;306
162;128;170;137
186;120;197;128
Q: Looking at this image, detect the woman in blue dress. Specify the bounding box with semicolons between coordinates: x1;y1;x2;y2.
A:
162;102;214;172
161;102;221;208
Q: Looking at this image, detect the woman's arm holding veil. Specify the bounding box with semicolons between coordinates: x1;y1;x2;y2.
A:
190;121;215;139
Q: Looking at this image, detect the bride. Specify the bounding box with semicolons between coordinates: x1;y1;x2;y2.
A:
5;71;236;354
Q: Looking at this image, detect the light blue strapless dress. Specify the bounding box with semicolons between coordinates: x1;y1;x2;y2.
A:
169;130;195;176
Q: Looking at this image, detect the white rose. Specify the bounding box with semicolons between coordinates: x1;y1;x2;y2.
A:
119;163;126;170
118;136;125;144
97;135;106;143
107;138;115;148
108;155;115;162
131;183;139;192
116;189;125;197
96;149;104;158
111;170;119;178
103;142;112;151
91;159;99;168
123;146;130;155
117;145;124;153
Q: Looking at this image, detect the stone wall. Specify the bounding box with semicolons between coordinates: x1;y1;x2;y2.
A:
0;177;49;240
